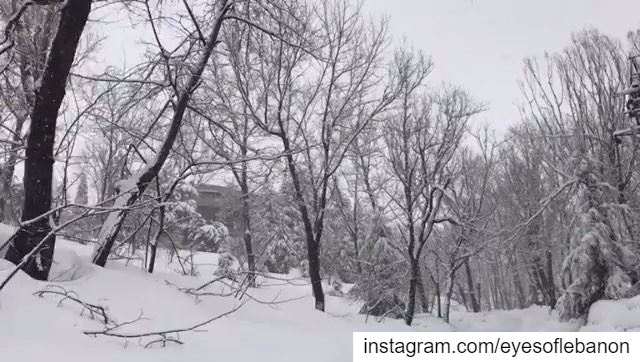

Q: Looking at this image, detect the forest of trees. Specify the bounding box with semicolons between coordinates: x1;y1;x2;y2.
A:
1;0;640;326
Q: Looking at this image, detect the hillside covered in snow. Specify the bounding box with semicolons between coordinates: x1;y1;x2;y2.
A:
2;226;640;362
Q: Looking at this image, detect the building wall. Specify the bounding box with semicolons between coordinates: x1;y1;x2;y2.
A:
195;185;242;237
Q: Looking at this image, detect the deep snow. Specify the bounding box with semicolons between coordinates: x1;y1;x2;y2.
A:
1;225;639;361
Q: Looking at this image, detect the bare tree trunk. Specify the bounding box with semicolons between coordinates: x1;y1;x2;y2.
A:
0;114;24;222
146;202;164;273
476;280;482;311
444;270;457;323
5;0;92;280
544;250;557;306
279;133;325;311
490;264;501;309
456;280;468;311
404;258;419;325
529;256;554;306
463;257;480;312
240;177;256;287
435;283;442;318
352;174;362;275
416;269;429;313
432;263;443;317
498;263;512;309
510;254;526;309
307;236;324;311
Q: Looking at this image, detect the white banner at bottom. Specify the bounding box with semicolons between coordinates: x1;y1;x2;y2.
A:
353;332;639;361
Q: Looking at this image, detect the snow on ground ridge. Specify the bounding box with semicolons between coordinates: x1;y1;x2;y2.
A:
0;229;638;362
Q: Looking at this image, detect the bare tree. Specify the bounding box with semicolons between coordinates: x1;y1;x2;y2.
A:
4;0;92;280
91;0;232;266
382;46;481;324
229;0;397;311
0;2;58;222
434;131;497;322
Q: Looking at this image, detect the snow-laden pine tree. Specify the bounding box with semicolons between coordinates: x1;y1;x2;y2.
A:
74;172;89;205
318;184;360;284
350;211;407;319
162;183;229;253
254;167;314;275
260;192;306;275
556;159;640;321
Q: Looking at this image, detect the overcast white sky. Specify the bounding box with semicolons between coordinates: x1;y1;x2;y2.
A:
63;0;640;190
364;0;640;132
94;0;640;134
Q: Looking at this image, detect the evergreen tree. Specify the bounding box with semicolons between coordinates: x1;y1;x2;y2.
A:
74;172;89;205
556;159;640;321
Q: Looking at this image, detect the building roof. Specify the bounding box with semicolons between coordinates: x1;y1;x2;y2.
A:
195;184;239;194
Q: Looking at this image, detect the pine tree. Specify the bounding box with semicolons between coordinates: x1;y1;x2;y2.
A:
74;172;89;205
350;210;407;319
556;159;640;321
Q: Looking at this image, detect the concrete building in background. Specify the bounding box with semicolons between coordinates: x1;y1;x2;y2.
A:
194;184;242;237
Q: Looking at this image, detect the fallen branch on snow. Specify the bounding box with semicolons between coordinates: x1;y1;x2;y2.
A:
34;285;114;325
34;284;245;348
165;275;307;308
83;301;246;348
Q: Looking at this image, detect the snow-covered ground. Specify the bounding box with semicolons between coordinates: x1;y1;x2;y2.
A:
1;226;639;362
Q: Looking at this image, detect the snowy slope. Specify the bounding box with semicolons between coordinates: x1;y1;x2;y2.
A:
0;233;444;362
0;228;639;362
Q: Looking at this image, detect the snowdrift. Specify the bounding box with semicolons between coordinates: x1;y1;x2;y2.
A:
0;227;639;361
